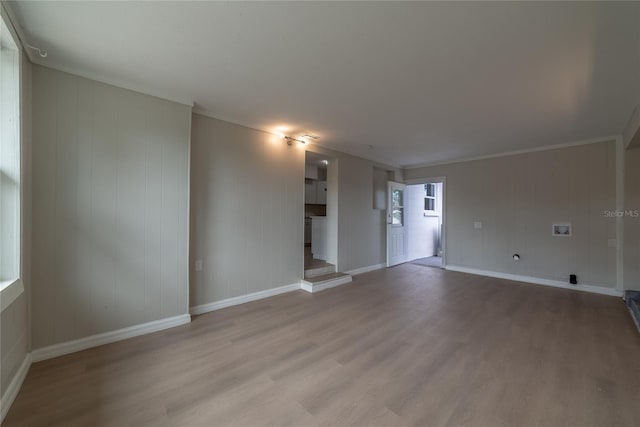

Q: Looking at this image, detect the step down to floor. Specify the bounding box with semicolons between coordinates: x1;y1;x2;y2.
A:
304;264;336;279
301;272;352;293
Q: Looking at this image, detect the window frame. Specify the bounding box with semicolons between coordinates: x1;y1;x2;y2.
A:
424;183;437;215
0;9;23;310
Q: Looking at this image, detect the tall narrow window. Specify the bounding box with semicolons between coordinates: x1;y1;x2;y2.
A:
424;183;436;214
0;15;21;290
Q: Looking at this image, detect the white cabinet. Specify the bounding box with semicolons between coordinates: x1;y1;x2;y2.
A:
311;216;327;260
316;181;327;205
305;180;327;205
304;218;312;244
305;180;317;204
305;165;318;180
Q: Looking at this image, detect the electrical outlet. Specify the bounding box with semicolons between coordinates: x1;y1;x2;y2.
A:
474;221;482;229
195;260;203;272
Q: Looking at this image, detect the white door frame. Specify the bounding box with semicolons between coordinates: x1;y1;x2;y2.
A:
386;181;408;267
303;149;338;275
404;176;447;268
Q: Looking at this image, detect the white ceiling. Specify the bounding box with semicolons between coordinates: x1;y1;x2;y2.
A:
8;1;640;167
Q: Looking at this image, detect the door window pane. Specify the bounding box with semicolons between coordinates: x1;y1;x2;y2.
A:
392;189;403;208
391;188;404;225
392;208;404;225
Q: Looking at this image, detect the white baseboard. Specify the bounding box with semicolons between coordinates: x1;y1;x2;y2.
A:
301;275;353;293
344;263;386;276
31;314;191;363
190;283;301;316
0;353;31;423
445;265;623;297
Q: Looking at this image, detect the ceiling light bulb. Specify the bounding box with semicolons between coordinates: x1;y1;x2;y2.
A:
278;133;285;138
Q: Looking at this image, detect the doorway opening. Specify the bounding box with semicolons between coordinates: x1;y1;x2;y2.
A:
386;178;445;269
302;151;351;291
408;181;444;268
302;152;340;275
304;152;328;269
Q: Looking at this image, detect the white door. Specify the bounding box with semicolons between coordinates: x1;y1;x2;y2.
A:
387;181;408;267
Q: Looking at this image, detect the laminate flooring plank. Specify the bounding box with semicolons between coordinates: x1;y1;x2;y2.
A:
5;264;640;427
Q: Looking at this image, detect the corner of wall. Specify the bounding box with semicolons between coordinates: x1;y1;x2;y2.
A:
0;352;31;424
616;136;625;292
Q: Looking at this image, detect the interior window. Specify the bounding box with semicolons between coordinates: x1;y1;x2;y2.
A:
424;183;436;213
0;16;21;289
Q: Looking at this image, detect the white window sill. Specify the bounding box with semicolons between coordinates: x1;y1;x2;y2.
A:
1;278;24;312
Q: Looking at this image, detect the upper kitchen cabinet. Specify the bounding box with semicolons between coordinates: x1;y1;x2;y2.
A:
305;180;327;205
304;157;327;205
316;180;327;205
305;164;318;180
305;179;317;204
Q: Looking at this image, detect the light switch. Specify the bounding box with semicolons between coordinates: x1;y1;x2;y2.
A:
195;259;203;271
474;221;482;229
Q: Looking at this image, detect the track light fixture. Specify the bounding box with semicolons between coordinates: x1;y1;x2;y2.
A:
275;129;319;146
284;136;308;146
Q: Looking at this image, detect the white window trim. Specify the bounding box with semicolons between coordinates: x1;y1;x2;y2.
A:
0;9;23;312
0;278;23;311
424;183;438;216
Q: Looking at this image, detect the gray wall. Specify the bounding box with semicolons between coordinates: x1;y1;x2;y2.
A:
624;148;640;291
312;149;396;273
336;155;389;272
1;291;27;397
190;113;399;307
189;114;304;305
372;167;387;210
405;140;617;289
31;65;191;349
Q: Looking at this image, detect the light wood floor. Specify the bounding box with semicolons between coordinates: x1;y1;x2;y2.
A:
304;245;333;270
5;264;640;427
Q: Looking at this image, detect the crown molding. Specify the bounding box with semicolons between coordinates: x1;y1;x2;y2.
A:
35;62;194;107
1;1;34;60
3;2;194;106
191;107;278;137
402;135;620;170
